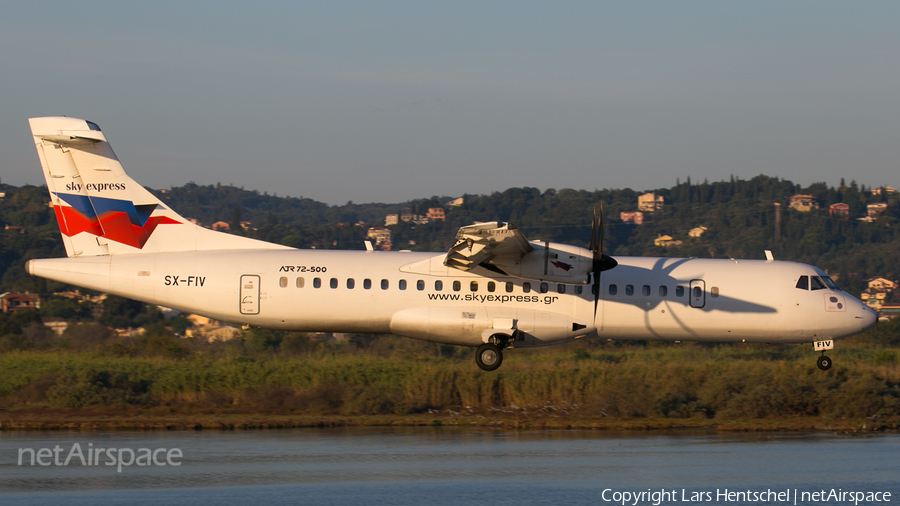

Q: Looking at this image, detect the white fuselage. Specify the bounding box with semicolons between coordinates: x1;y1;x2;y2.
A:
26;248;876;348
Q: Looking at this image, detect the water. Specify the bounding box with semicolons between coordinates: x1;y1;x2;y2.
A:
0;428;896;505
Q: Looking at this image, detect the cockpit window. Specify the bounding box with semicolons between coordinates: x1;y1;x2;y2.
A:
86;121;101;131
821;276;841;291
810;276;826;290
796;276;809;290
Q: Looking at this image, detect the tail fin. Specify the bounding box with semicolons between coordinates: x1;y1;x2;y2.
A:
30;117;287;256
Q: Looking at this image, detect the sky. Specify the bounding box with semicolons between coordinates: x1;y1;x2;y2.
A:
2;1;899;205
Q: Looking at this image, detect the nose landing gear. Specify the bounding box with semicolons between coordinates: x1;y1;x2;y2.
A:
816;353;832;371
813;340;834;371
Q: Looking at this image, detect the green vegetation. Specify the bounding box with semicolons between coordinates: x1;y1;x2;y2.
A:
0;319;898;425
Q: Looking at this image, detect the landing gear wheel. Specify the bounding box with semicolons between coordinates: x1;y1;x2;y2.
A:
817;355;832;371
475;343;503;371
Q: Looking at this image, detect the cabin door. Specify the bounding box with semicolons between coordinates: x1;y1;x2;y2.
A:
240;275;260;315
689;279;706;308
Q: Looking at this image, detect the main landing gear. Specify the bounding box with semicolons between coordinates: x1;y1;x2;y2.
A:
817;353;832;371
475;335;510;371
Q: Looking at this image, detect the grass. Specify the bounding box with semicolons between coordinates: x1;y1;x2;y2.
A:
1;338;899;431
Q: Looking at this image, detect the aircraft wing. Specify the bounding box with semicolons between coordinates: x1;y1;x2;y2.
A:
444;222;534;272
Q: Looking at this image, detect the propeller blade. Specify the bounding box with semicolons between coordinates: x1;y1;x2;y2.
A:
590;202;618;319
598;202;604;257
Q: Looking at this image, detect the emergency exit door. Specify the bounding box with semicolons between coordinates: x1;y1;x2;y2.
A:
240;275;260;315
689;279;705;308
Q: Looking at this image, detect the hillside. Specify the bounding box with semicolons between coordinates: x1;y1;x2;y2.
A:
1;175;899;296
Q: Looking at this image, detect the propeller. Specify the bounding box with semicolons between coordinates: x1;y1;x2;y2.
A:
590;204;618;317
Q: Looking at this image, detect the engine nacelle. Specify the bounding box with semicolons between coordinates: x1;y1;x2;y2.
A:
492;241;592;284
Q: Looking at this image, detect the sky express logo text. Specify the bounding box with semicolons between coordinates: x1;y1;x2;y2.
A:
428;293;559;304
64;182;127;192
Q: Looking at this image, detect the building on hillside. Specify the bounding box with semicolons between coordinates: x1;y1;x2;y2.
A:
857;216;875;223
186;324;241;342
620;211;644;225
653;234;681;247
366;227;392;251
53;290;83;300
0;293;40;313
880;303;900;320
868;277;897;292
4;225;24;233
447;197;464;207
211;221;230;231
426;208;445;221
861;291;887;311
829;203;850;219
114;327;146;338
688;226;707;238
871;186;898;196
867;203;888;218
789;195;819;212
42;317;69;336
638;193;664;212
398;213;429;225
384;214;399;226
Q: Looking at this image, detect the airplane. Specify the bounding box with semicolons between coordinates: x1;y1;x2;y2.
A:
24;116;878;371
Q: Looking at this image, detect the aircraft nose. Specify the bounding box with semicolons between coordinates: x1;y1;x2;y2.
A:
857;302;877;332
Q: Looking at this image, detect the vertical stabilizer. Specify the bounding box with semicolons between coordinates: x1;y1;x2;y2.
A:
29;117;289;256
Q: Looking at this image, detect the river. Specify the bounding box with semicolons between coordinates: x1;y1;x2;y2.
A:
0;428;896;505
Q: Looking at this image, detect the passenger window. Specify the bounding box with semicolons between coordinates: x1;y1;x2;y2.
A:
470;281;478;292
796;276;809;290
399;279;407;290
574;285;583;295
642;285;650;296
505;282;514;293
381;279;389;290
540;282;549;293
487;282;496;292
453;281;461;291
711;286;719;298
609;284;617;296
625;285;634;296
313;277;321;288
557;284;566;294
347;278;355;289
810;276;826;290
434;280;443;291
659;286;667;297
692;286;702;298
296;277;304;288
676;286;685;297
523;282;531;293
417;280;425;291
279;277;288;288
330;278;338;289
363;279;372;290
